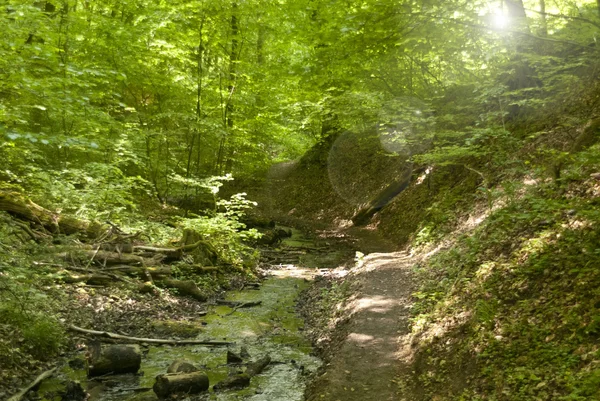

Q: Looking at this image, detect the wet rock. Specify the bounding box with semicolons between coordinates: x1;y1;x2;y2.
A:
153;371;209;398
61;380;87;401
257;228;292;246
246;355;271;376
214;355;271;391
227;350;243;364
213;373;250;390
88;344;142;377
167;360;199;374
68;356;86;370
240;346;251;359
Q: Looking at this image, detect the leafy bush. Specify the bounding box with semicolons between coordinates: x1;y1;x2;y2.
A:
0;284;65;361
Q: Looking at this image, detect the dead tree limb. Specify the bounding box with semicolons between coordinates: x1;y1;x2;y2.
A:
68;325;232;346
0;191;108;238
7;367;57;401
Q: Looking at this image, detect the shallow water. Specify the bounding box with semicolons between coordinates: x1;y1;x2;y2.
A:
38;230;326;401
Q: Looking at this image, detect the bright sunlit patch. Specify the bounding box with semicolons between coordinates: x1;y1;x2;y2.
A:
492;11;509;29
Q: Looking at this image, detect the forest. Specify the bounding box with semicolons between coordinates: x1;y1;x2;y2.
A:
1;0;600;400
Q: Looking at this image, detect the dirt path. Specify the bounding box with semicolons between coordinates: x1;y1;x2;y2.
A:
307;251;414;401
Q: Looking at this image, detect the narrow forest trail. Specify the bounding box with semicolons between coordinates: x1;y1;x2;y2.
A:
307;250;414;401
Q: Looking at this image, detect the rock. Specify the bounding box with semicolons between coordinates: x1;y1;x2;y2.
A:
68;356;86;370
257;228;292;246
227;350;243;364
213;373;250;391
153;371;209;398
88;344;142;377
246;355;271;376
167;360;199;374
213;355;271;391
61;380;87;401
240;346;251;359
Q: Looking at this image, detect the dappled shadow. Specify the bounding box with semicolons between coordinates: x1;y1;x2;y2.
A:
308;252;414;401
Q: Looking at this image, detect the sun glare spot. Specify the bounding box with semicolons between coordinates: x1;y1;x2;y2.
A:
493;12;508;29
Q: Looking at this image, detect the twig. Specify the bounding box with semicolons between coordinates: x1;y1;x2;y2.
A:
7;367;57;401
68;325;232;346
85;247;100;269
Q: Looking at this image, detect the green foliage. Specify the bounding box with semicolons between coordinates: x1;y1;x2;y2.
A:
0;282;65;360
408;173;600;400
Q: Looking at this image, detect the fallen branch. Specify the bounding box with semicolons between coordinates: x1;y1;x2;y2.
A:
217;300;262;308
7;367;57;401
69;325;232;346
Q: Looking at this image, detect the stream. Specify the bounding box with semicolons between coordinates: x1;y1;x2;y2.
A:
36;227;350;401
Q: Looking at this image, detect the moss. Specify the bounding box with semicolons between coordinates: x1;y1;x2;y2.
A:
151;319;203;338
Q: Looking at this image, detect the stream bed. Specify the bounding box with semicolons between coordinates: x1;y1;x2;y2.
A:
36;228;345;401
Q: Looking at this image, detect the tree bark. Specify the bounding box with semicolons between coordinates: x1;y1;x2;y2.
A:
153;371;209;398
0;191;108;238
505;0;530;33
158;279;208;302
538;0;547;37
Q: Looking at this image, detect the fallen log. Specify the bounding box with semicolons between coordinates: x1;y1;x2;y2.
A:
352;176;411;226
62;273;116;286
101;265;172;277
153;371;209;398
69;325;232;346
60;250;162;267
7;367;57;401
88;344;142;377
159;279;207;302
0;191;108;238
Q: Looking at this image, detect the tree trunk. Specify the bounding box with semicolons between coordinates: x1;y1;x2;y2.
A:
539;0;547;37
505;0;529;33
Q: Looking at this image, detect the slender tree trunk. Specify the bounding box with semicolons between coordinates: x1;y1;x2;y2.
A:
538;0;547;37
216;2;239;174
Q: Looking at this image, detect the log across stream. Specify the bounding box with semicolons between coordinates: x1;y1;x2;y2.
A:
35;228;337;401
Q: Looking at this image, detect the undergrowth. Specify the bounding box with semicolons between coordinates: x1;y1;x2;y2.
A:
405;144;600;400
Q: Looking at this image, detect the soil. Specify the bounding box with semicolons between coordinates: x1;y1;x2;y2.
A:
298;226;415;401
